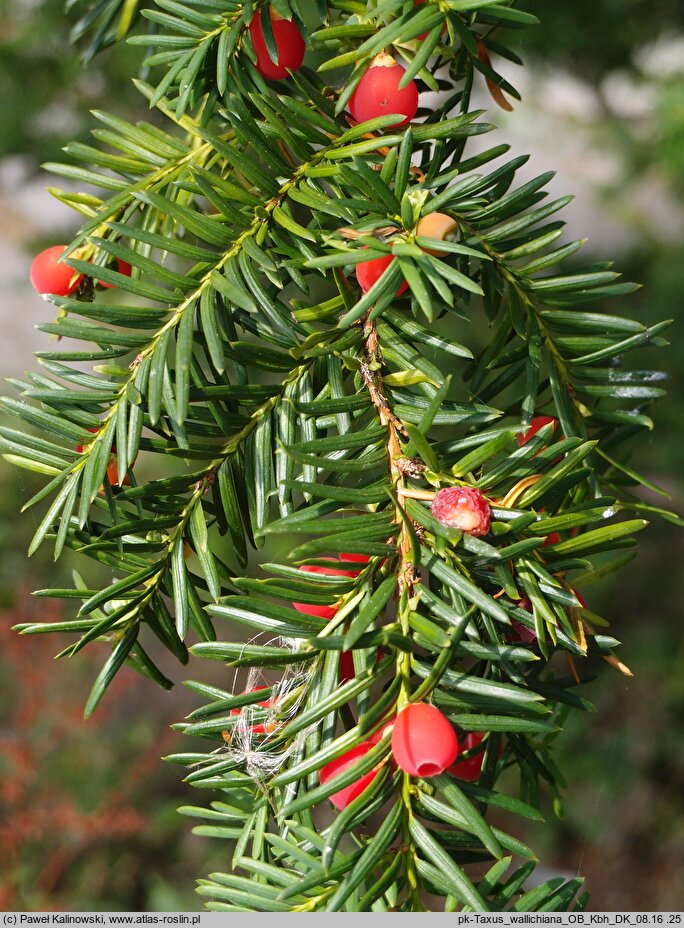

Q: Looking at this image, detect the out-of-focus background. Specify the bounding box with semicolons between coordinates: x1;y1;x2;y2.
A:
1;0;683;911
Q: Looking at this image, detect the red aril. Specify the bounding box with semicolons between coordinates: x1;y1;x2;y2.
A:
76;427;130;489
229;686;276;736
339;553;371;564
415;0;447;40
355;250;408;296
338;646;384;684
98;258;133;289
517;415;557;448
349;53;419;129
431;486;491;537
505;597;537;645
369;719;394;745
543;525;578;547
319;742;381;809
104;459;130;489
249;9;305;81
75;426;98;455
391;703;458;777
448;732;502;781
292;560;359;620
30;245;83;297
339;650;356;684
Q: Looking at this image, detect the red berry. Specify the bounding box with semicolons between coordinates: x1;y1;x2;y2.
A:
292;560;360;620
415;0;447;40
104;459;130;489
76;427;130;488
448;732;502;782
543;532;561;547
431;486;491;537
574;590;587;609
319;741;381;809
338;646;384;684
75;426;98;455
98;258;132;289
369;721;393;745
30;245;83;297
517;415;557;448
508;619;537;644
249;10;305;81
391;703;458;778
349;54;419;129
339;650;356;684
505;596;537;644
415;0;428;39
355;250;408;296
339;553;371;564
230;686;275;736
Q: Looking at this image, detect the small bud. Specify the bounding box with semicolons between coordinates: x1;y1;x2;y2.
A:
319;741;381;809
415;212;459;256
391;703;458;778
431;486;491;537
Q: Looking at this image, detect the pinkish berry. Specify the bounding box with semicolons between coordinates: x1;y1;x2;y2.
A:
431;487;491;537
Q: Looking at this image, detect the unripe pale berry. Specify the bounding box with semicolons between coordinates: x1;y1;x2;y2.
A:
319;741;381;809
355;250;408;296
30;245;83;297
249;10;305;81
292;559;360;620
391;702;458;777
448;732;502;781
415;212;459;256
349;53;419;129
431;486;491;537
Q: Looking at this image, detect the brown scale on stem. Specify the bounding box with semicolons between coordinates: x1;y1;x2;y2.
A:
361;315;417;595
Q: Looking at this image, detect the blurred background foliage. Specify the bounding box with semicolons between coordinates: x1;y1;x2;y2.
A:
0;0;683;911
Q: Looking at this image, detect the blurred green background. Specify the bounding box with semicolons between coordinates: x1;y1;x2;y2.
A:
1;0;683;912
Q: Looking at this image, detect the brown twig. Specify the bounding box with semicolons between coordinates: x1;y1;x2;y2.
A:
362;316;416;595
